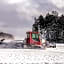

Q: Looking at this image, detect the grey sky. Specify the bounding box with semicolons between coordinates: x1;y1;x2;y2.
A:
0;0;64;39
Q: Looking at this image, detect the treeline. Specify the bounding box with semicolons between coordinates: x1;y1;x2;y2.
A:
32;11;64;43
0;32;14;40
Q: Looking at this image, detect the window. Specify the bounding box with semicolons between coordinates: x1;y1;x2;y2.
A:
32;33;39;41
27;33;30;38
32;34;36;38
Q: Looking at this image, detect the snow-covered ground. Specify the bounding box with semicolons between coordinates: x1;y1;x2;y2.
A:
0;47;64;63
0;43;64;63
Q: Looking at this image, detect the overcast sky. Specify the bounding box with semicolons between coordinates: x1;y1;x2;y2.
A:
0;0;64;39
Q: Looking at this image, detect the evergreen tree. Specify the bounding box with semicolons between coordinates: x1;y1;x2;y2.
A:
32;11;64;43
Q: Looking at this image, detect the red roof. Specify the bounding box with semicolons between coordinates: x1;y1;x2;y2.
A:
26;31;39;34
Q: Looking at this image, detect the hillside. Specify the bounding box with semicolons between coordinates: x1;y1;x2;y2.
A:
0;32;14;41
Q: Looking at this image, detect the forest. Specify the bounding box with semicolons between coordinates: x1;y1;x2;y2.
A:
32;11;64;43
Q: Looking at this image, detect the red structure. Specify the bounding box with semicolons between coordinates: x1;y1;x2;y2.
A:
26;31;42;47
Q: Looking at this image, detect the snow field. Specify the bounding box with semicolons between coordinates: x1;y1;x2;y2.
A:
0;49;64;64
